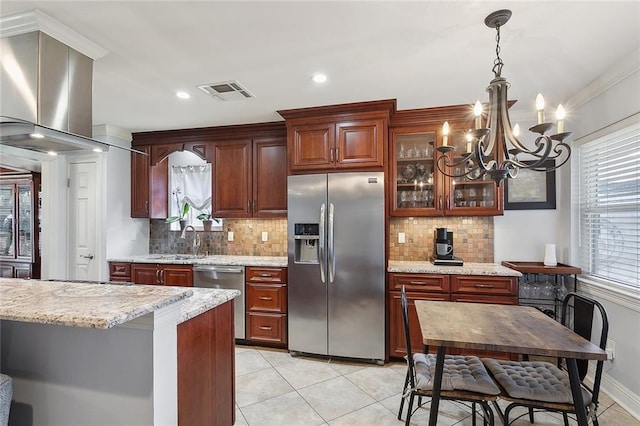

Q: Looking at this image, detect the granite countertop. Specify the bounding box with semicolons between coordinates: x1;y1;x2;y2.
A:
388;260;522;277
109;254;287;267
178;287;240;324
0;277;192;329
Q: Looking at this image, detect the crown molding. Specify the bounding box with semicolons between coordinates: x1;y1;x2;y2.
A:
568;52;640;110
0;9;108;60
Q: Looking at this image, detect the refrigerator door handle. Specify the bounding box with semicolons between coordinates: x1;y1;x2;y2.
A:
319;203;326;283
328;202;335;283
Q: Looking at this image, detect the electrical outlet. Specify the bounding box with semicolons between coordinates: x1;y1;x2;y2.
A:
606;339;615;360
398;232;406;244
261;231;268;242
227;231;234;242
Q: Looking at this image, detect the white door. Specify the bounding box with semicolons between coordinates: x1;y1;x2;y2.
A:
68;161;98;281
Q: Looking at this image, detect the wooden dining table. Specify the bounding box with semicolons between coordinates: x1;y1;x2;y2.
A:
414;300;608;426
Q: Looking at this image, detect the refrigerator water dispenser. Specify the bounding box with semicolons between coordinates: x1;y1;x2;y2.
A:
294;223;319;263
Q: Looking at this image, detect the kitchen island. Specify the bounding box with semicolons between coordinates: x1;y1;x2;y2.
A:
0;278;239;426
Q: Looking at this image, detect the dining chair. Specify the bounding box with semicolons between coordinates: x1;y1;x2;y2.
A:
398;286;501;426
482;292;609;425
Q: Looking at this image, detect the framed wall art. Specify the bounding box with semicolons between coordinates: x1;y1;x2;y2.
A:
504;160;556;210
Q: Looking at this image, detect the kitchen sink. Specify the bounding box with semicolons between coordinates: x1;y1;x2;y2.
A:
148;254;204;260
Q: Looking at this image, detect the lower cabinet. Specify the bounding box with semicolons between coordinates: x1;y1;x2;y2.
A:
0;261;33;279
388;272;517;360
131;263;193;286
178;298;235;426
245;266;287;347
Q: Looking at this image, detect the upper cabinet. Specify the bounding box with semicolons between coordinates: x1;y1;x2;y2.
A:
278;99;396;173
131;122;287;219
390;105;503;217
212;136;287;218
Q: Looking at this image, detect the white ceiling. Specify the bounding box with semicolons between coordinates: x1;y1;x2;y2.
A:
1;1;639;134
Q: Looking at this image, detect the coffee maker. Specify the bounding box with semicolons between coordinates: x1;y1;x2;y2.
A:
432;227;463;265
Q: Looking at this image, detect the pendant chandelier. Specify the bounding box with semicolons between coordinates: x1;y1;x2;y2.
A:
435;9;573;187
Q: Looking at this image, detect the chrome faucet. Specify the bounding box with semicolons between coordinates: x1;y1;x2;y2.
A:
180;225;201;256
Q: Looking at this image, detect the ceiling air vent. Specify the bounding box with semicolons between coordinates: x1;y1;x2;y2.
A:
197;80;254;101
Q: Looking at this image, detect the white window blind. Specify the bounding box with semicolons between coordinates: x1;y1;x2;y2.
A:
578;122;640;290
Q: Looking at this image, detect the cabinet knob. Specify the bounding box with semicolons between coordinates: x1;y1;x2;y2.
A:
259;326;273;330
259;296;273;301
80;254;94;260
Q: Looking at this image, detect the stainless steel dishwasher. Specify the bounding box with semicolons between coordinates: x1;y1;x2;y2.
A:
193;265;245;339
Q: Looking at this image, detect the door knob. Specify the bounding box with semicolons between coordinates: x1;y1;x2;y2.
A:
80;254;94;260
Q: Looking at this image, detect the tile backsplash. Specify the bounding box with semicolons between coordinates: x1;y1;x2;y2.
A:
150;218;287;256
149;216;493;262
389;216;494;263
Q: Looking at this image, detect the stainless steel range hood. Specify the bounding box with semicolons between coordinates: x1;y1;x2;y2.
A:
0;27;145;157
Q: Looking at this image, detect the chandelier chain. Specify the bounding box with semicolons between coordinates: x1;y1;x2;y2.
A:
492;25;503;77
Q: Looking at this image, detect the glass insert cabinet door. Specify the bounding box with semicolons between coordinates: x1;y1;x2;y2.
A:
0;181;35;260
445;129;498;212
392;131;439;214
0;185;14;257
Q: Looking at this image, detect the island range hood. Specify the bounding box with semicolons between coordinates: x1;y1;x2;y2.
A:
0;27;143;157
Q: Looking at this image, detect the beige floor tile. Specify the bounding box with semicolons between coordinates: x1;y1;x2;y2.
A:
235;348;271;377
328;402;401;425
240;390;326;426
344;364;405;401
327;358;369;375
236;367;294;407
298;376;377;421
598;403;640;425
234;405;248;426
275;357;341;389
257;347;294;367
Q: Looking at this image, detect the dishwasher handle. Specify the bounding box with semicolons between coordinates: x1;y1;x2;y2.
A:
193;265;244;274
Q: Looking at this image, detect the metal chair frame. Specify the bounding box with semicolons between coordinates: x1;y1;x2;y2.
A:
491;292;609;426
397;286;496;426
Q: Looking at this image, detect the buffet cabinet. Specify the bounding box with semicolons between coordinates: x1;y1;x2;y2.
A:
387;272;517;359
0;173;40;278
389;105;504;217
245;266;288;347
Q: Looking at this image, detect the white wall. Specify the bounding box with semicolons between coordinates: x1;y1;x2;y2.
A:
93;125;149;280
494;55;640;418
568;64;640;419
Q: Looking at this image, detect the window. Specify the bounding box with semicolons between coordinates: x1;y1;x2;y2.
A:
578;120;639;291
167;151;222;231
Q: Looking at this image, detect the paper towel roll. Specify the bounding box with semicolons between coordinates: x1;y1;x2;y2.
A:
544;243;557;266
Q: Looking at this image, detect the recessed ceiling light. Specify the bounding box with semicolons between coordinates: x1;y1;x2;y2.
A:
176;91;191;99
93;148;103;153
47;151;58;156
312;73;327;83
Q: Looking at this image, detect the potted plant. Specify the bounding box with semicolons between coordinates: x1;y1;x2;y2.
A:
165;188;190;230
197;209;218;232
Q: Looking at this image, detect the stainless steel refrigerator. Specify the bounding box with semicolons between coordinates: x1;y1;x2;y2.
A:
287;172;385;362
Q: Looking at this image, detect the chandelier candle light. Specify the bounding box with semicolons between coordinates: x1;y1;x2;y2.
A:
435;9;573;186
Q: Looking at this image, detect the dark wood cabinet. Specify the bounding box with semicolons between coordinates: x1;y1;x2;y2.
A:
131;146;150;218
178;298;235;426
213;137;287;218
390;105;504;217
387;271;517;360
253;137;287;216
388;273;450;358
131;121;287;220
131;263;193;286
130;145;170;219
0;173;40;278
245;266;287;347
278;99;395;174
287;119;385;171
213;140;252;217
108;262;132;282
